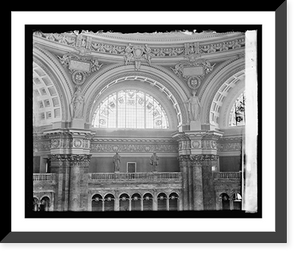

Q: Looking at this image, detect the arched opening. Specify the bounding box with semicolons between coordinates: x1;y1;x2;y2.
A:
131;193;142;211
92;89;170;129
104;194;115;211
143;193;153;211
220;193;230;210
157;193;167;211
40;196;50;211
169;192;179;211
228;92;245;126
33;197;39;211
119;193;130;211
92;194;103;211
232;192;242;210
33;62;62;127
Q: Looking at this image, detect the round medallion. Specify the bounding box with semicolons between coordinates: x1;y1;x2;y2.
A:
73;139;82;148
51;139;60;148
187;76;201;90
72;71;86;85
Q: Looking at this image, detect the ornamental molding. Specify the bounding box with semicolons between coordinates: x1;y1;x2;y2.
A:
57;53;103;85
90;140;178;153
170;55;215;90
33;31;245;59
124;44;152;70
50;154;92;166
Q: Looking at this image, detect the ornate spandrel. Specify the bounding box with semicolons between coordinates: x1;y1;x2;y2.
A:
57;53;103;86
124;44;153;71
170;55;216;91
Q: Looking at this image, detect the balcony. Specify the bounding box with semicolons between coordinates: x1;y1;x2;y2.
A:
213;172;241;180
89;172;182;183
33;173;56;181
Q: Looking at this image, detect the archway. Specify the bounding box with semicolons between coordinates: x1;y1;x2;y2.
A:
104;194;115;211
220;193;230;210
169;192;179;211
157;193;168;211
143;193;153;211
119;193;130;211
83;65;189;129
91;194;103;211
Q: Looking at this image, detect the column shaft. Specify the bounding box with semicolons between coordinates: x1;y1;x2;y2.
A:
192;164;204;210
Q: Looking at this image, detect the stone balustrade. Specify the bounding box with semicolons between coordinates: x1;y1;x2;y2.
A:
89;172;182;182
33;173;56;181
213;172;241;179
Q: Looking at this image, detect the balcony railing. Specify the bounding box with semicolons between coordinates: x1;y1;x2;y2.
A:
89;172;181;182
213;172;241;179
33;173;56;181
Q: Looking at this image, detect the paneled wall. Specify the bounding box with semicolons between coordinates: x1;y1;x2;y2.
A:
89;156;179;173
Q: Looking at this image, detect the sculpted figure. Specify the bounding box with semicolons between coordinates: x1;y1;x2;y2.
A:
185;91;202;121
70;86;84;119
113;152;121;173
124;44;133;65
150;152;159;172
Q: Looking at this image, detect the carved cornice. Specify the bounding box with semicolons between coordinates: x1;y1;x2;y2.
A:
90;139;178;153
33;31;245;60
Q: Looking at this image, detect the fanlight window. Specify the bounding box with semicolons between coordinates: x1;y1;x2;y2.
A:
229;92;245;126
92;89;169;129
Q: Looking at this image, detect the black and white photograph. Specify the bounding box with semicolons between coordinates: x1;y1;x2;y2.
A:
5;4;290;247
30;25;260;215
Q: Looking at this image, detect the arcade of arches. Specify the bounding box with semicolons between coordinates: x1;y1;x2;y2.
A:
33;29;248;212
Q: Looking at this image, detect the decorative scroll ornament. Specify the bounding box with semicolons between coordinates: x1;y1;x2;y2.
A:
124;44;153;71
171;55;215;90
57;53;103;85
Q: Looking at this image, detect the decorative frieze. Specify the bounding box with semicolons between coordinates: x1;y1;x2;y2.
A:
123;44;152;70
90;139;178;153
33;31;245;59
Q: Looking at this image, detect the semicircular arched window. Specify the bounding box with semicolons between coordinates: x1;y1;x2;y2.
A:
229;92;245;126
92;89;169;129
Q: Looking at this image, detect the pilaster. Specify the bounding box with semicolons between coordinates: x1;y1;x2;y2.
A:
174;130;223;211
45;128;94;211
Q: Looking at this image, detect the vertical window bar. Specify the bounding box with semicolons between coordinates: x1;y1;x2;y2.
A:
116;91;118;128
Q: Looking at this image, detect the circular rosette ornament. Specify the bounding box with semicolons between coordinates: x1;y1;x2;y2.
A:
72;70;86;85
187;76;201;90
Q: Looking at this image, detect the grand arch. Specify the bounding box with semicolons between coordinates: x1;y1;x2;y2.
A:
199;56;245;127
83;64;190;129
33;46;73;122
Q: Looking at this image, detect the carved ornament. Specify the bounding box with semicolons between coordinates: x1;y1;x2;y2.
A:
124;44;153;71
57;53;103;85
170;55;215;90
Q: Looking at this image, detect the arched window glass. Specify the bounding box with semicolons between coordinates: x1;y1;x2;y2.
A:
92;89;169;129
229;92;245;126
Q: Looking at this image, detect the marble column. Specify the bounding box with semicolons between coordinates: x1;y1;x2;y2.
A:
68;154;91;211
179;155;190;211
190;155;204;211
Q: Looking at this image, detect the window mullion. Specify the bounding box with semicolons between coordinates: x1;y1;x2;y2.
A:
144;93;146;128
116;91;118;128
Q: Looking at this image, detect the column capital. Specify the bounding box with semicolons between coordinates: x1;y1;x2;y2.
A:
178;155;190;168
190;154;219;167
